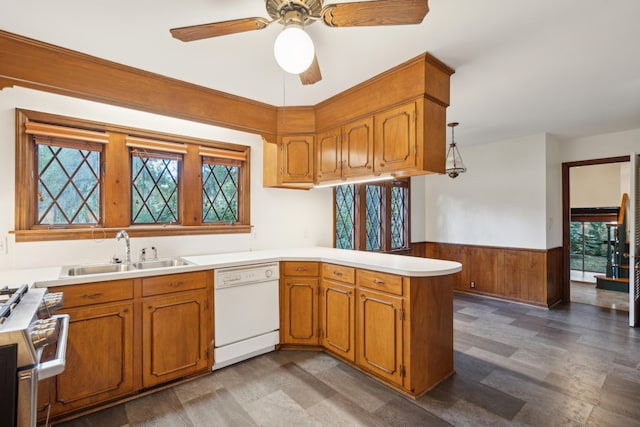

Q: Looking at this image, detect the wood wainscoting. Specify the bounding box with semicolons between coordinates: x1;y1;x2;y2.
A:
404;242;563;308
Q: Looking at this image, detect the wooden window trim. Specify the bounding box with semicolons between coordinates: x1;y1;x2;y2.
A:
13;109;252;242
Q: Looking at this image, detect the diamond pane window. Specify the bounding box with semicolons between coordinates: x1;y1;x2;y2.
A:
334;179;409;253
391;184;408;249
36;143;101;225
202;163;239;223
365;185;382;251
131;153;180;224
335;185;355;249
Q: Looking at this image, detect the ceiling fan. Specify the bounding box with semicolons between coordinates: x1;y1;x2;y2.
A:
170;0;429;85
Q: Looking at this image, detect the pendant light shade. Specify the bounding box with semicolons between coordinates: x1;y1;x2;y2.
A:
274;22;315;74
445;122;467;178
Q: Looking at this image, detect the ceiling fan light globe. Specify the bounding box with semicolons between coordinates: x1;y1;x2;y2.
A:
274;26;315;74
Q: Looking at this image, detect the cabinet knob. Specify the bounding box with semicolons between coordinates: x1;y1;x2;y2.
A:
360;293;365;298
379;163;385;167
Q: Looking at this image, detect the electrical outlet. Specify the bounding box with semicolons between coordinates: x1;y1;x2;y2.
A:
470;281;475;288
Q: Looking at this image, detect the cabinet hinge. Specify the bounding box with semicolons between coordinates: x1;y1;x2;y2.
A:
400;365;406;377
399;308;405;321
205;299;209;310
205;348;210;360
317;328;322;338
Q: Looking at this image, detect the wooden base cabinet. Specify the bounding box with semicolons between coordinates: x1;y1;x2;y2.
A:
52;301;135;414
43;271;213;421
280;262;320;345
281;263;455;398
320;264;356;362
356;288;403;386
142;290;209;388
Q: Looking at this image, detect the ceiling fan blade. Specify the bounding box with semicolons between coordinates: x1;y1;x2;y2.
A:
300;54;322;85
170;17;271;42
321;0;429;27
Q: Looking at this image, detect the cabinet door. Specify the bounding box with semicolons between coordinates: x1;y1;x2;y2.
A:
374;102;417;174
50;301;134;416
342;117;374;178
142;290;209;388
356;288;404;386
316;127;342;182
280;135;315;183
320;280;355;362
281;277;319;345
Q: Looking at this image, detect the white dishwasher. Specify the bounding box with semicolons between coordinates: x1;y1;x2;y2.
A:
213;262;280;370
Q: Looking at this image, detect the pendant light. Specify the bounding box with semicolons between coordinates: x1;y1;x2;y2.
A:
445;122;467;178
274;10;315;74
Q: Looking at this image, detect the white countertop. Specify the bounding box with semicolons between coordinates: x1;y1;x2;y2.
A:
0;246;461;288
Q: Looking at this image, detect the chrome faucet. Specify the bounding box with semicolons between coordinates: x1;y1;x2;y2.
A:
115;230;131;264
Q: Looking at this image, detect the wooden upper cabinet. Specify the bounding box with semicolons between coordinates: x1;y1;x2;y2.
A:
374;101;417;174
316;127;342;182
316;117;373;183
280;135;315;183
342;117;374;178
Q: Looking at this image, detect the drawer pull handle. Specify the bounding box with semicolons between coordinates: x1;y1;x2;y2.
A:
372;279;386;285
296;267;307;272
169;282;184;288
333;271;343;276
82;292;104;299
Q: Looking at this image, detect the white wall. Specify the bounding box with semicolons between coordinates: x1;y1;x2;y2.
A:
0;87;333;270
546;134;563;248
415;128;640;251
560;128;640;162
422;134;549;249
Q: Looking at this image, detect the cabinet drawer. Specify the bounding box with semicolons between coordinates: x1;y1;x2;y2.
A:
322;263;355;284
52;279;134;308
356;269;403;296
283;262;319;277
142;271;207;297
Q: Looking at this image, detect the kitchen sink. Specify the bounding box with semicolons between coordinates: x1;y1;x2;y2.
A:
59;257;192;278
61;263;137;277
131;258;191;270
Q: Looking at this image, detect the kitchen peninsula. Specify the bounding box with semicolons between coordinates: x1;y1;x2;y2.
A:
8;247;461;421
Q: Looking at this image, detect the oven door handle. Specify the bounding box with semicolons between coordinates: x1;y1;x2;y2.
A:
38;314;70;380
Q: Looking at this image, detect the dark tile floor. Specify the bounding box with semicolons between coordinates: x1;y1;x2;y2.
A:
56;294;640;426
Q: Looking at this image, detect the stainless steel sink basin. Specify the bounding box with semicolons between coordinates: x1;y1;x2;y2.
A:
61;263;136;277
131;258;191;270
59;257;192;278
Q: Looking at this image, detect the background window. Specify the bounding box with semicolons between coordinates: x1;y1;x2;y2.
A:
36;139;102;226
335;184;356;250
334;179;410;252
131;152;180;224
202;162;240;223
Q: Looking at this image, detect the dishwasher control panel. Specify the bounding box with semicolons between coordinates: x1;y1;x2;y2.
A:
214;263;279;289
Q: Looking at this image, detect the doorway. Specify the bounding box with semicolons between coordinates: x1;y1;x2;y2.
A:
562;156;630;313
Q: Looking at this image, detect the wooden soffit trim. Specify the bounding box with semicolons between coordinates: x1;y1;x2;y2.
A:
0;30;277;136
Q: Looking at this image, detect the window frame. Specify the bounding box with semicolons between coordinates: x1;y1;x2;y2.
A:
333;178;410;253
14;109;251;242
